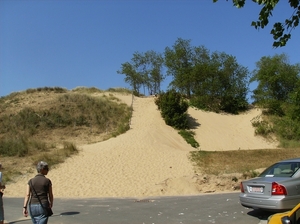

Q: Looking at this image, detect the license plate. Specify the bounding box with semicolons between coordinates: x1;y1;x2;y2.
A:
248;186;264;193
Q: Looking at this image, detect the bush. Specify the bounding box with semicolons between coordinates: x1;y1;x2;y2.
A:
273;117;300;141
190;95;219;112
220;95;248;114
155;90;200;147
263;100;285;116
252;120;274;137
155;90;189;129
0;137;29;157
190;94;248;114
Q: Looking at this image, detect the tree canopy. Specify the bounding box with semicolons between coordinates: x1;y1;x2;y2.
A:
213;0;300;47
118;39;300;143
164;38;249;114
117;51;165;95
250;53;300;142
164;38;195;98
119;38;250;114
251;53;300;115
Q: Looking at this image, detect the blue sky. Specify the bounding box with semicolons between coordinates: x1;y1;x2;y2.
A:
1;0;299;100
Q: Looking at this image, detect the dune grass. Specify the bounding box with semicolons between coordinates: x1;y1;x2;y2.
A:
1;141;79;183
0;87;132;184
189;148;300;178
2;86;299;185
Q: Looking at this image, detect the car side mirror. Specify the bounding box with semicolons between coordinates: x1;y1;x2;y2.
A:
281;216;291;224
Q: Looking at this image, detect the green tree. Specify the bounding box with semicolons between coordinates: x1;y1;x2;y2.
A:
164;38;195;98
251;53;300;115
289;80;300;120
189;46;216;109
213;0;300;47
117;62;143;95
165;39;249;113
144;50;165;95
131;52;149;95
191;51;249;113
214;52;249;113
118;51;165;95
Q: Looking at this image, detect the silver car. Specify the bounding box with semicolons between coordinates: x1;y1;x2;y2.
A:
240;157;300;211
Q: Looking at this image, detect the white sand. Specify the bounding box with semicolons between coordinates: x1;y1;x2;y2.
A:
5;94;278;198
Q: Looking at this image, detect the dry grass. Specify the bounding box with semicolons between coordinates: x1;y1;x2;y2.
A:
0;87;132;184
1;86;299;188
1;142;79;183
189;148;300;177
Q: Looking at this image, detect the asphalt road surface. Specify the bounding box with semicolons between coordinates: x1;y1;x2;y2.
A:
3;192;275;224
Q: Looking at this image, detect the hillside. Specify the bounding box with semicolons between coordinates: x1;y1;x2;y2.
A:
3;89;278;198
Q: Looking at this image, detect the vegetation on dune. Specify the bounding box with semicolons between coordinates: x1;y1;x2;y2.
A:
189;52;300;175
155;89;199;148
164;38;249;114
117;50;165;97
0;87;132;183
119;38;249;115
249;54;300;147
155;90;189;130
2;37;300;187
189;148;300;178
118;39;300;179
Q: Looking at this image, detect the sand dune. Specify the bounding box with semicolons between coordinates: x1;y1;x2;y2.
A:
5;94;278;198
189;107;277;151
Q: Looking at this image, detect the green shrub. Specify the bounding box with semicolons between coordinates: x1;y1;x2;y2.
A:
190;94;248;114
220;95;248;114
189;96;212;111
252;120;274;136
155;90;189;129
279;139;300;148
273;117;300;141
0;137;29;157
178;130;200;148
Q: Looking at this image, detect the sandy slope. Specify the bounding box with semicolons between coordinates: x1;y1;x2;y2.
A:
189;108;277;151
5;94;278;198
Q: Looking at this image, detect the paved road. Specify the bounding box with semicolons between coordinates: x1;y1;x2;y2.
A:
3;193;274;224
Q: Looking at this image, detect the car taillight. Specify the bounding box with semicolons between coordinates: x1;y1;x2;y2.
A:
240;182;245;193
271;182;287;195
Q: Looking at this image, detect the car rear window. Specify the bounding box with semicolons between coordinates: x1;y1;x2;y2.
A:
259;162;300;177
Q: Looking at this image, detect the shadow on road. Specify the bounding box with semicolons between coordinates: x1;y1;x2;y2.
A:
247;209;276;221
60;211;80;216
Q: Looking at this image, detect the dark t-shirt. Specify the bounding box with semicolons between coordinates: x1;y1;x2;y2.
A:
29;174;52;204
